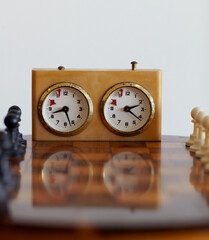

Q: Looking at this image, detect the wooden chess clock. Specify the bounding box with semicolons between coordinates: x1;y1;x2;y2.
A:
32;62;162;141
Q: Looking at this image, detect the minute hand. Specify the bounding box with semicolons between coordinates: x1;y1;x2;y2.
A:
64;112;71;127
128;110;142;121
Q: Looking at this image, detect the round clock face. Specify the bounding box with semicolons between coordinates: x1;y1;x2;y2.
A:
103;152;154;196
38;83;93;136
101;82;155;136
41;150;93;199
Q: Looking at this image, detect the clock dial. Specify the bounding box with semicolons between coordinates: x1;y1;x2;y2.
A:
103;152;154;195
41;150;93;199
101;82;155;136
38;83;93;136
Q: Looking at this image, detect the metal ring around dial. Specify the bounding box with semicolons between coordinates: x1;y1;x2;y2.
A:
100;82;155;137
38;82;93;136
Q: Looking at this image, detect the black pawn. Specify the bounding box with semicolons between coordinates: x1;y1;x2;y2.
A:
8;105;22;116
4;113;24;157
8;109;26;150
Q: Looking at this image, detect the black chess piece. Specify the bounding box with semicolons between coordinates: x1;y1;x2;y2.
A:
8;105;27;147
8;109;26;153
0;132;10;204
0;131;18;195
0;131;19;218
4;113;25;157
8;105;22;116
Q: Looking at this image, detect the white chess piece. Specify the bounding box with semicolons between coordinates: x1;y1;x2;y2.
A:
186;107;202;147
200;118;209;164
196;116;209;158
190;111;207;153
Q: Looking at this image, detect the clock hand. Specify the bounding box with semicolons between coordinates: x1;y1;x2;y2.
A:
62;106;71;127
128;110;142;121
128;104;140;110
123;106;142;121
53;106;66;114
64;111;71;127
53;106;69;113
53;106;72;127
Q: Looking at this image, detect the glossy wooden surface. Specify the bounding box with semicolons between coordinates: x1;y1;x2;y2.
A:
2;135;209;239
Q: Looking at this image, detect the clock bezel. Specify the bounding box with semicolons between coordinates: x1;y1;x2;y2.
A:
100;82;155;137
38;82;93;137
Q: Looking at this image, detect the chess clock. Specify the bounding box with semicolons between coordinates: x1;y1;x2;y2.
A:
32;62;162;141
38;82;93;136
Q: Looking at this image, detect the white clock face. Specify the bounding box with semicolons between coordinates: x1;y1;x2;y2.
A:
39;83;93;136
101;83;155;136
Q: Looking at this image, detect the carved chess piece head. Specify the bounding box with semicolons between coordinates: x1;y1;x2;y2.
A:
191;107;202;120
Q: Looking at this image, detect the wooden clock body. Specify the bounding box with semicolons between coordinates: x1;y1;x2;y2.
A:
32;69;162;141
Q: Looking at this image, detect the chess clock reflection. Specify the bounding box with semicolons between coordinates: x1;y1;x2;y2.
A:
42;151;93;200
33;143;93;204
42;151;71;198
33;142;160;208
103;152;155;207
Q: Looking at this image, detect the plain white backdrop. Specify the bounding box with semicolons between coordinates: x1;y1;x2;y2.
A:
0;0;209;136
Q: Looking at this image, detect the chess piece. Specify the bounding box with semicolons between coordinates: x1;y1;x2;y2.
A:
0;131;19;216
4;113;25;157
190;111;207;153
196;116;209;158
200;118;209;164
186;107;202;147
8;106;27;147
8;105;22;116
0;131;18;193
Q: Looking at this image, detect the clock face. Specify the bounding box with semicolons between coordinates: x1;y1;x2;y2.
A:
101;82;155;136
103;152;154;196
41;150;93;199
38;83;93;136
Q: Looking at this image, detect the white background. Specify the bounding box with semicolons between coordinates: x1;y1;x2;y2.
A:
0;0;208;136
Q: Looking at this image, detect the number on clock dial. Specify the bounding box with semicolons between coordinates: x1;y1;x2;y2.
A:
103;86;151;133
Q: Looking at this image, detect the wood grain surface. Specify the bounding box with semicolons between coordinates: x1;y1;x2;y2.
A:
1;135;209;239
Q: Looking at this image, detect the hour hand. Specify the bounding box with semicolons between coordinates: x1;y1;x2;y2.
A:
128;104;140;110
53;106;68;114
53;108;64;114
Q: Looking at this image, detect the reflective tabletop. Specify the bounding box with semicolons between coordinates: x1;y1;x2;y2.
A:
3;136;209;229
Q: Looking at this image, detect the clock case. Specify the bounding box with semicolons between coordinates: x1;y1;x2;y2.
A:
32;68;162;141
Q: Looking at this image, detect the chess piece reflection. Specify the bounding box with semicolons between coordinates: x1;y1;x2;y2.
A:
190;157;209;205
